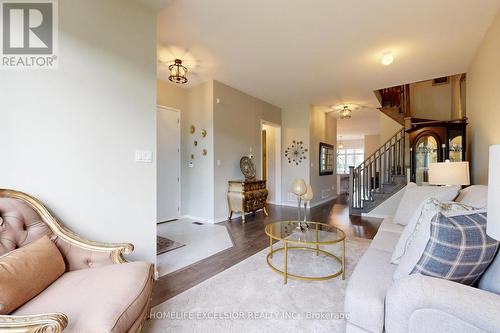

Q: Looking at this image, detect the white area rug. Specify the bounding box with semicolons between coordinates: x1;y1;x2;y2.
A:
146;236;370;333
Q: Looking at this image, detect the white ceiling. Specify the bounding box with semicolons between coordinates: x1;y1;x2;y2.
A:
157;0;500;110
317;106;381;140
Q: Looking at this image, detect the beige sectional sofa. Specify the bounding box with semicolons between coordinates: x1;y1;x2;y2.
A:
344;186;500;333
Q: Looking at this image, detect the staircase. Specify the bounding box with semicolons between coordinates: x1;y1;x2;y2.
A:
349;128;407;215
375;84;411;125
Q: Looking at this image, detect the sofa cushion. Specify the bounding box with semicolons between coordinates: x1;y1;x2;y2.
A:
391;199;478;265
13;261;153;333
370;229;402;253
479;249;500;294
0;235;65;314
345;248;396;333
393;183;460;226
393;202;482;281
411;211;497;286
455;185;488;208
378;217;405;234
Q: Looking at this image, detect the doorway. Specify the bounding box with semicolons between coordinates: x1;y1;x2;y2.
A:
261;121;282;205
157;106;181;223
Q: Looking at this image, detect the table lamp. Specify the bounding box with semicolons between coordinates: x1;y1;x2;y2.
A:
428;160;470;186
301;185;314;228
487;145;500;240
291;178;307;223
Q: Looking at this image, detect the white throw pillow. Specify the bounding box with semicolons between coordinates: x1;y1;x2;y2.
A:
392;200;481;281
391;199;438;264
393;183;460;226
455;185;488;208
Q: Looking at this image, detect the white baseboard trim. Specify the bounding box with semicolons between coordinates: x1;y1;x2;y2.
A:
361;212;389;219
309;196;337;208
180;215;207;222
278;196;337;208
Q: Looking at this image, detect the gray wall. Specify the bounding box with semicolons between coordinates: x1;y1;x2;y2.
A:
0;0;157;263
213;81;281;220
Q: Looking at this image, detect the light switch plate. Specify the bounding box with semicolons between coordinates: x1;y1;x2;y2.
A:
135;150;153;163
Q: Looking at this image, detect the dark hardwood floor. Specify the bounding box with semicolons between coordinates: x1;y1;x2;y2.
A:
152;195;382;306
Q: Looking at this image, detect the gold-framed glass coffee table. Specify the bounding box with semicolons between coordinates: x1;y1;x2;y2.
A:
264;221;346;284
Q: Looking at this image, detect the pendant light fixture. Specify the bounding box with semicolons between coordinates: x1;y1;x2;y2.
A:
169;59;188;84
338;136;344;149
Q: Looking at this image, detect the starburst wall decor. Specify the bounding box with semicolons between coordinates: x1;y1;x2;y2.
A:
285;140;308;165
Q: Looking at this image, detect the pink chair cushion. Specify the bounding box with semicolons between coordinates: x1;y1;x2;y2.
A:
13;261;153;333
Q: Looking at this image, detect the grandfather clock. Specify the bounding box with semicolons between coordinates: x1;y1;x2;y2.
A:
407;119;467;185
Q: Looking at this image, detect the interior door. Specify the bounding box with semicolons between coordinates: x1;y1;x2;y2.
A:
157;107;180;223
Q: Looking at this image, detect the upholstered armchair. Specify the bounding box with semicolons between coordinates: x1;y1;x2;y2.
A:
0;189;154;333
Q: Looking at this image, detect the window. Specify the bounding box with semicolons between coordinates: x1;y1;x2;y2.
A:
337;148;364;174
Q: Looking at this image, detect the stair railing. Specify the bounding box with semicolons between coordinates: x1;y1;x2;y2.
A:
349;128;406;214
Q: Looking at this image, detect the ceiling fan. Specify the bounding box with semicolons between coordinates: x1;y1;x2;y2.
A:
329;104;360;119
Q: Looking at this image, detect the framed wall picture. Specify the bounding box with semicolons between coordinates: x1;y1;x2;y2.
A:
319;142;334;176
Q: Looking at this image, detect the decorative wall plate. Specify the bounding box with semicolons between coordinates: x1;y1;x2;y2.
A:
240;156;256;180
201;129;207;138
190;125;196;134
285;140;308;165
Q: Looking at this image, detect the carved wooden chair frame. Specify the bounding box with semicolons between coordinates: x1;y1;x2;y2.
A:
0;189;141;333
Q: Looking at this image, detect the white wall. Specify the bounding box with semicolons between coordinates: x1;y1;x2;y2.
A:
263;124;281;204
410;79;452;121
339;139;364;149
157;79;187;110
309;107;337;206
467;10;500;185
0;0;157;263
182;81;215;220
379;112;402;145
281;104;311;205
364;134;381;157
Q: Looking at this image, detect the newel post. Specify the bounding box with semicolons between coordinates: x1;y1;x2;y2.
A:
348;166;354;215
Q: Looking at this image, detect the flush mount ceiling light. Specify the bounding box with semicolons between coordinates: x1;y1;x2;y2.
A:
381;52;394;66
169;59;188;84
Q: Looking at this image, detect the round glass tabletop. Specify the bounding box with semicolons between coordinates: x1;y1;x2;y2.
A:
265;221;345;245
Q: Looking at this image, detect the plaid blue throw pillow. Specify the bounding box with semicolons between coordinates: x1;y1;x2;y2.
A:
411;211;499;285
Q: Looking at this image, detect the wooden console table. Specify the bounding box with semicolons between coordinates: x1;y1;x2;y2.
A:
227;180;268;223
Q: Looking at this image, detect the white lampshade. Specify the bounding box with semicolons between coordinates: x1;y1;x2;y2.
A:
428;161;470;186
487;145;500;240
302;184;314;202
291;178;307;196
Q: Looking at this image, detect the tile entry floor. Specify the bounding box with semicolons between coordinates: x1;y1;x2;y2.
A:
156;218;234;277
